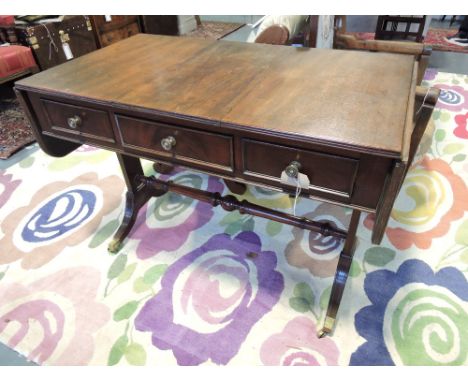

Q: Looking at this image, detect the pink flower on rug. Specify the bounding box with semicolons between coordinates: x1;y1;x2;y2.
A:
0;171;21;209
454;112;468;139
0;267;109;365
434;84;468;112
260;317;339;365
0;173;124;269
364;157;468;250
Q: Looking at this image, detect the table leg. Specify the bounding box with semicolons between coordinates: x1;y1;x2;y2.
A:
372;161;406;244
318;209;361;338
108;154;166;253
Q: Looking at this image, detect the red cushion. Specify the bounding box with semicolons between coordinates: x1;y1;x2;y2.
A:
0;15;15;26
0;45;37;78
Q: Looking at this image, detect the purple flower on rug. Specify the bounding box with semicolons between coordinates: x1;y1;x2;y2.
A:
0;171;21;209
434;84;468;112
350;259;468;366
130;170;224;259
134;231;285;365
423;68;437;82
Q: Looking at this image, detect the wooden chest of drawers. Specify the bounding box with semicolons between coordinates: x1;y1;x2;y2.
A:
89;16;141;48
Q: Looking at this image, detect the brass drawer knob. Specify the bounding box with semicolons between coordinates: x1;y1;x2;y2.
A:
67;115;82;129
161;136;176;151
285;161;302;178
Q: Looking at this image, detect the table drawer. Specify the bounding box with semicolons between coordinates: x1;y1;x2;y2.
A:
116;115;233;173
242;139;359;200
41;99;115;143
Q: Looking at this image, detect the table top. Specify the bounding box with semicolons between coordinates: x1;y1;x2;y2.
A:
16;33;416;157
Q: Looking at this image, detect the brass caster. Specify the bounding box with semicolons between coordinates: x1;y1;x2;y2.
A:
317;328;330;339
108;239;122;254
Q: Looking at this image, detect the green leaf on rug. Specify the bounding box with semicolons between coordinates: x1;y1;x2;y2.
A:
117;263;138;284
434;129;446;142
89;218;121;249
143;264;168;284
220;211;242;226
319;286;332;311
125;343;146;366
440;112;451;122
349;261;361;277
242;217;255;232
432;110;441;120
293;282;315;306
364;247;396;267
289;297;312;313
107;254;128;279
266;220;282;236
133;277;153;293
108;335;129;365
19;156;35;168
460;249;468;264
0;272;4;282
453;154;467;162
224;221;244;236
443;143;465;155
455;220;468;246
113;300;139;321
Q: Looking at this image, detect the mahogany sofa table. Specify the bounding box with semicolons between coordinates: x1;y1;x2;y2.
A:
15;34;436;338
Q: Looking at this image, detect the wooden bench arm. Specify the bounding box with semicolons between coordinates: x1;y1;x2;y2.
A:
335;33;431;56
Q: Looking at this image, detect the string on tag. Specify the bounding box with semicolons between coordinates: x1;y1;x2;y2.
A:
416;87;430;116
40;23;58;61
292;177;301;216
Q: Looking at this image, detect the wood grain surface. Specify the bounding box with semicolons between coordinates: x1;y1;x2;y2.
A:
16;33;415;157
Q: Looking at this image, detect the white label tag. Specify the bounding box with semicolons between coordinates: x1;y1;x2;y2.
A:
105;15;112;22
62;42;74;60
280;171;310;189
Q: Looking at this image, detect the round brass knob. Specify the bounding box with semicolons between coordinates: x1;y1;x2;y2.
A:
285;161;301;178
67;115;82;129
161;136;176;151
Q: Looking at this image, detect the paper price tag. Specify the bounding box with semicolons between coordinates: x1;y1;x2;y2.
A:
62;43;74;60
105;15;112;22
280;171;310;189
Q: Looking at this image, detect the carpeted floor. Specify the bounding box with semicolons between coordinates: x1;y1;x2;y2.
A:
0;86;35;159
0;70;467;366
350;28;468;53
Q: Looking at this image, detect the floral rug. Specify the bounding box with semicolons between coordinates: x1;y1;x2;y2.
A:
0;71;467;366
0;86;35;159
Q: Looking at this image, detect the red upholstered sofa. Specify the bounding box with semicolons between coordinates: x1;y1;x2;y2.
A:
1;15;39;84
0;45;39;84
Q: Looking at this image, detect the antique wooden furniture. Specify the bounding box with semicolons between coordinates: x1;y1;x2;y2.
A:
375;16;426;42
8;16;97;71
89;16;141;48
254;25;289;45
334;16;431;85
0;45;39;85
14;34;439;338
139;16;179;36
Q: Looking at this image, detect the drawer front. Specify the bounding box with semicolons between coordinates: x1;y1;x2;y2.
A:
242;139;359;200
41;99;115;144
116;115;233;173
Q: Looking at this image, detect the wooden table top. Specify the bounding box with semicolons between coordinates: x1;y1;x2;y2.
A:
17;33;416;157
